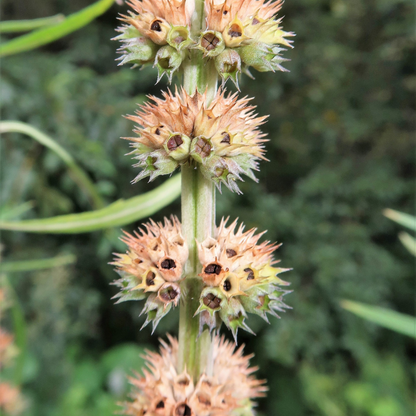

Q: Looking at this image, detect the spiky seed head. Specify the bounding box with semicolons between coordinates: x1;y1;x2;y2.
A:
196;218;291;340
121;336;267;415
203;0;295;83
115;0;193;78
125;88;267;193
112;216;188;331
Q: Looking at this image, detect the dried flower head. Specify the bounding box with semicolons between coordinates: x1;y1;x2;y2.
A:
126;88;267;193
196;218;291;341
203;0;295;86
115;0;194;80
122;335;266;415
112;216;188;332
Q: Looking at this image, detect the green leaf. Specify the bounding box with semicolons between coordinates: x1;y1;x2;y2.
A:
0;14;65;33
398;232;416;257
0;0;115;57
340;299;416;338
0;175;181;234
0;201;35;221
383;208;416;232
0;121;104;209
0;254;76;273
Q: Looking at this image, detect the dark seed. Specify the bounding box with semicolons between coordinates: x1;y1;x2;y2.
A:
155;128;161;135
156;400;165;409
203;293;221;309
201;33;220;51
146;271;155;286
204;263;222;275
175;403;192;416
194;137;211;158
228;24;242;38
151;20;162;32
160;287;179;302
223;10;228;15
244;268;255;280
134;258;143;264
252;18;260;25
226;248;237;257
220;132;231;144
167;135;184;151
223;280;231;291
161;258;176;269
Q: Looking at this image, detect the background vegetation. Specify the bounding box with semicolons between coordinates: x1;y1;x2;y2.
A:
0;0;414;415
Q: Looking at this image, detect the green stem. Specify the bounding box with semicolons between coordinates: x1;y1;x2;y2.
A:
178;0;218;380
0;14;65;33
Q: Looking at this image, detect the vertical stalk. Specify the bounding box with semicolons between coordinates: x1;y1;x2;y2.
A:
178;0;218;379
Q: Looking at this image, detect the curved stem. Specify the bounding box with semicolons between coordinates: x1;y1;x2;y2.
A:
0;121;104;209
178;0;218;379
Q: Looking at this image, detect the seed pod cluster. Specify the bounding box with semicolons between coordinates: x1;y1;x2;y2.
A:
122;335;266;416
195;218;291;341
126;88;267;193
203;0;294;87
115;0;194;81
115;1;294;87
112;217;188;332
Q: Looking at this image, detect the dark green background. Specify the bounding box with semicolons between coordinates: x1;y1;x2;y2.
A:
0;0;414;415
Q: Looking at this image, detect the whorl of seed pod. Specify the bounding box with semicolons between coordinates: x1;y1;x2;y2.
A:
112;217;188;332
114;0;194;81
203;0;295;87
121;335;266;416
126;88;267;194
195;218;291;341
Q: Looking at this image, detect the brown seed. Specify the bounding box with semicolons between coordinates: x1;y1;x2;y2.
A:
228;24;242;38
160;287;179;302
134;258;143;264
175;403;192;416
223;10;228;15
167;135;184;151
252;18;260;25
223;279;232;291
204;263;222;275
174;36;185;44
155;128;161;135
203;293;222;309
226;248;237;257
146;271;156;286
156;400;165;409
244;268;255;280
161;258;176;269
151;20;162;32
194;137;212;158
201;33;220;51
220;132;231;144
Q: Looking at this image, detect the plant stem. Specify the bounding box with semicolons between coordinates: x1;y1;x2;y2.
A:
178;0;218;380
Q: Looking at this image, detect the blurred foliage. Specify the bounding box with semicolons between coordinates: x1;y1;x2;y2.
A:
0;0;414;415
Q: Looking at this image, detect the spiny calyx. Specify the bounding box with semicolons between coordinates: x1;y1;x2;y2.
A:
204;0;295;87
112;216;188;332
121;335;266;416
114;0;193;81
195;218;292;341
126;88;268;194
